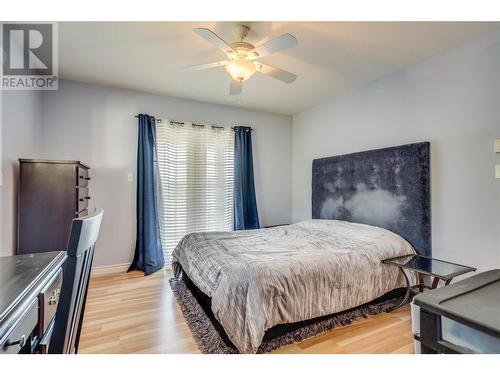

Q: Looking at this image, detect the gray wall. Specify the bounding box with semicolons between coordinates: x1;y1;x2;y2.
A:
39;80;293;267
293;31;500;272
0;90;43;256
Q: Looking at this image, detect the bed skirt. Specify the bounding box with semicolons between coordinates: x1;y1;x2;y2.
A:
178;267;405;351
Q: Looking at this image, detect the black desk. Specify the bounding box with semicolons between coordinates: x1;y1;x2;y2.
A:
0;251;66;354
414;269;500;353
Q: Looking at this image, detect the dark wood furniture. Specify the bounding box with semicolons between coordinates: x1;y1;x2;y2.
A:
18;159;91;255
49;208;103;354
382;254;476;311
0;251;66;354
414;269;500;354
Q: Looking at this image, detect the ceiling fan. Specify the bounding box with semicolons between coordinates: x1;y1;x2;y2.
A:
186;24;298;95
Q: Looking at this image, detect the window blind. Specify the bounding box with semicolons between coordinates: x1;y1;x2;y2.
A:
156;121;234;262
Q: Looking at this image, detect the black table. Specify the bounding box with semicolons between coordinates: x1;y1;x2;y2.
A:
414;269;500;353
382;254;476;311
0;251;66;354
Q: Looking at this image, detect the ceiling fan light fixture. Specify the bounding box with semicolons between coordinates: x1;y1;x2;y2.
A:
225;57;256;81
190;25;298;95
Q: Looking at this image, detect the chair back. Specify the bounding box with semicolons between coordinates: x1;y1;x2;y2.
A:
49;208;103;354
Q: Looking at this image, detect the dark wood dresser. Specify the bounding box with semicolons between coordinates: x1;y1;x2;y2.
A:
17;159;91;255
0;251;66;354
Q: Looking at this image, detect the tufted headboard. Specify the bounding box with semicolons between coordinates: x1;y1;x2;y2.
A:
312;142;431;256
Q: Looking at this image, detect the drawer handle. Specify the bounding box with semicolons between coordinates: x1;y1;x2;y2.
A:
49;288;61;305
85;196;91;200
79;176;91;181
3;334;26;349
79;198;84;202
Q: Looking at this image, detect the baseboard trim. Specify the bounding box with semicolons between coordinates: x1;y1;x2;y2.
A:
91;262;130;276
91;263;173;277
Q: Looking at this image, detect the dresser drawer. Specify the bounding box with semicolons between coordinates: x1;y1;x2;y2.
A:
0;299;38;354
77;187;90;212
38;268;63;336
77;167;90;187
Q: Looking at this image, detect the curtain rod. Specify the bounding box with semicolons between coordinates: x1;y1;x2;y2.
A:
134;115;162;123
134;115;253;131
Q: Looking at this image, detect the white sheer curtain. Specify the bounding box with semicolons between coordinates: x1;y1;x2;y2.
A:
155;120;234;262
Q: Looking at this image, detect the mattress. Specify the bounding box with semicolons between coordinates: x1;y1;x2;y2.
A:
172;219;416;353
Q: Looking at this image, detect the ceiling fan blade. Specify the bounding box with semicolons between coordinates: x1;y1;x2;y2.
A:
229;80;242;95
184;60;228;71
256;63;297;84
248;33;297;59
194;28;235;56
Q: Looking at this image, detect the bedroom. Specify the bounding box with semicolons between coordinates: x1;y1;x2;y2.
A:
1;0;499;371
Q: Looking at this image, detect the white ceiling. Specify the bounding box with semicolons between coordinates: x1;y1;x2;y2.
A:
58;22;499;115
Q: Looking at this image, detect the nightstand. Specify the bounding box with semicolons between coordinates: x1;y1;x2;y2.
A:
263;224;290;228
382;254;476;311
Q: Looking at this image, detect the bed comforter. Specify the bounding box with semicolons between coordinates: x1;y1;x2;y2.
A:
172;219;415;353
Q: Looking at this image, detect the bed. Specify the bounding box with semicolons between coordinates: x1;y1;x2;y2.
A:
172;142;431;354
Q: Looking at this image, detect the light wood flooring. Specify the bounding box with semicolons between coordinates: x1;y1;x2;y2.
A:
79;270;415;354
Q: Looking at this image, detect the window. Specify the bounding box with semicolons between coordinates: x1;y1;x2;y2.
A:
156;121;234;261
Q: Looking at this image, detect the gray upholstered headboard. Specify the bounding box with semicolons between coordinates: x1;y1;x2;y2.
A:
312;142;431;257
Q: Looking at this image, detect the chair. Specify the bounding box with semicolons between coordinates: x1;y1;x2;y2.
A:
48;208;103;354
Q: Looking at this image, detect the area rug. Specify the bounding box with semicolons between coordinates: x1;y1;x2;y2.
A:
169;277;405;354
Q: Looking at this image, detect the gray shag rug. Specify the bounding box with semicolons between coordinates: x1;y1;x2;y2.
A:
169;278;404;354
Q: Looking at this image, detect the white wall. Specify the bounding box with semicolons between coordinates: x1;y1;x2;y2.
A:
293;31;500;272
39;79;293;267
0;90;43;256
3;31;498;275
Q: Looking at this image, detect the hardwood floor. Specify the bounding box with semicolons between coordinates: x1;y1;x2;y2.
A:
79;270;415;354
